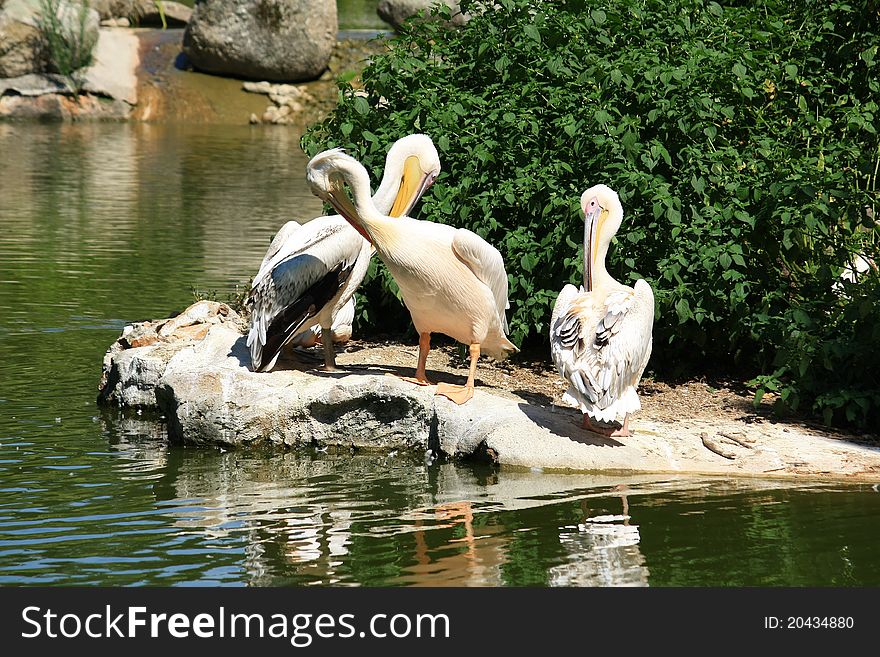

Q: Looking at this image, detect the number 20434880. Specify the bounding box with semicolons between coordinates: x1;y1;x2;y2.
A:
764;617;854;629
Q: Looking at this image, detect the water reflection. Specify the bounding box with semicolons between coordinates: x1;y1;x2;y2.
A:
549;492;648;587
144;445;846;587
0;122;321;329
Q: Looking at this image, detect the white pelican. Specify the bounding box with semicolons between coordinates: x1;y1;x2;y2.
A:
550;184;654;437
247;134;441;372
253;220;356;350
306;148;518;404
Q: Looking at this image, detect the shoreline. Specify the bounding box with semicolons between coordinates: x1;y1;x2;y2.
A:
97;301;880;482
0;26;387;124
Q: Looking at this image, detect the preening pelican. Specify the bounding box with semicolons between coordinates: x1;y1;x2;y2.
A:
550;184;654;437
247;134;441;372
253;220;355;350
307;149;518;404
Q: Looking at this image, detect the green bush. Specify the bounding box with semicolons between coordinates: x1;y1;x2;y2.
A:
302;0;880;428
37;0;97;93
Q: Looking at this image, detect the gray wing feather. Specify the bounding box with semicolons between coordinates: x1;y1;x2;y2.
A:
247;217;364;370
550;281;654;418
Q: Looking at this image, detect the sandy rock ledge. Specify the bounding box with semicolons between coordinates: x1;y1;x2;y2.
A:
98;301;880;481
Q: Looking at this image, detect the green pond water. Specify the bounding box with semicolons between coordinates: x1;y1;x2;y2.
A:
1;123;879;587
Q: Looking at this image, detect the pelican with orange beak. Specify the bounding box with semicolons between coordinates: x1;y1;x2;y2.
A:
550;184;654;436
306;148;518;404
247;134;441;372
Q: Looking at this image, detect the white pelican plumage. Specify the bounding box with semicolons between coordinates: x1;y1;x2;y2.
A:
252;220;356;351
550;184;654;436
306;148;518;404
247;134;441;372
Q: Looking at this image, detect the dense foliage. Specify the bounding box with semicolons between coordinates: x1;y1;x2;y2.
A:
302;0;880;428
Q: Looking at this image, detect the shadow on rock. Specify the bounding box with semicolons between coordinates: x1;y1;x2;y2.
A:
517;403;624;448
228;335;253;369
512;388;555;407
309;364;478;387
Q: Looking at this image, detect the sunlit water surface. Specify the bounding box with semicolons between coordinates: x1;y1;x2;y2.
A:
1;123;878;587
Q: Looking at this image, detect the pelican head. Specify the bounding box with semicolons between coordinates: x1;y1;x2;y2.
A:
580;184;623;292
375;134;442;218
307;148;377;243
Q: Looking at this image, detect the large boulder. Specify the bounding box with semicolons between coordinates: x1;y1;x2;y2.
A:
0;0;99;78
0;0;44;78
182;0;337;82
377;0;467;30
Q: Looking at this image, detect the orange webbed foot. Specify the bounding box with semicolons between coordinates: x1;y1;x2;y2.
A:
435;382;474;405
385;372;435;386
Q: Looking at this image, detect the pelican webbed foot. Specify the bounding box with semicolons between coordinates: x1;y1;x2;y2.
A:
395;332;434;386
398;374;435;386
435;382;474;405
383;372;435;385
581;414;630;437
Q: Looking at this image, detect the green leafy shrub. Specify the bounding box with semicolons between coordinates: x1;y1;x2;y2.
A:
36;0;97;94
302;0;880;428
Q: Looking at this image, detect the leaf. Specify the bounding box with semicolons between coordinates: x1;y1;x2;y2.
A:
594;109;613;125
753;388;765;407
675;298;692;322
353;96;370;116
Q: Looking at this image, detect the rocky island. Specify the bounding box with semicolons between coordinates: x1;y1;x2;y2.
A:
98;301;880;481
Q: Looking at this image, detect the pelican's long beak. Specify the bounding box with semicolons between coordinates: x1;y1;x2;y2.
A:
583;206;601;292
328;184;372;245
389;155;436;218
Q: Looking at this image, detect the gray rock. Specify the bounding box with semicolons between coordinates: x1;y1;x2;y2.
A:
0;72;71;95
0;90;132;119
0;0;99;78
91;0;191;26
99;301;242;407
242;79;315;123
99;16;130;27
377;0;467;30
99;302;880;481
182;0;336;82
78;27;139;104
0;28;139;105
0;0;45;78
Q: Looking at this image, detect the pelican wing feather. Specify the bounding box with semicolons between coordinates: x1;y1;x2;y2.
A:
450;228;511;333
254;220;302;283
551;280;654;422
247;217;363;371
